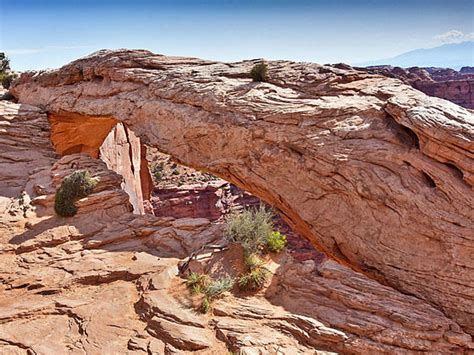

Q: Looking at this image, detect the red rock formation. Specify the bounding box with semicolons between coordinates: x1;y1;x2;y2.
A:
2;99;471;352
360;65;474;109
10;50;474;336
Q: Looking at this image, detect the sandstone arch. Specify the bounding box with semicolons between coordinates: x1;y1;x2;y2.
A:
11;50;474;333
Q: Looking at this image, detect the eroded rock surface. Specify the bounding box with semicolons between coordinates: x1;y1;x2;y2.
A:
10;50;474;335
1;100;472;353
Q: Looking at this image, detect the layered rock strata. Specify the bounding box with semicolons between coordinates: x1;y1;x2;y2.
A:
360;65;474;109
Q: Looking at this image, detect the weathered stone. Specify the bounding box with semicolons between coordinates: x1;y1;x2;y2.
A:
10;50;473;335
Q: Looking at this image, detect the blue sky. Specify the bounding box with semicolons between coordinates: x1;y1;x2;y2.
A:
1;0;473;71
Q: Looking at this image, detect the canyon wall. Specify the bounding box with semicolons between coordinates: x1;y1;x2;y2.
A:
360;66;474;109
10;50;474;334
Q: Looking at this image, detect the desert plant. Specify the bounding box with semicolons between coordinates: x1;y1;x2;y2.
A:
0;53;10;72
238;267;270;291
266;231;287;253
200;297;210;314
150;161;164;182
0;72;11;89
244;253;264;271
187;274;233;314
54;170;97;217
204;277;234;300
186;272;210;295
250;62;268;82
224;206;274;253
0;54;16;89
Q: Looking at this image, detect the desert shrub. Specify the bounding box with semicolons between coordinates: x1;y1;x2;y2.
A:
187;274;233;314
150;161;164;182
0;71;16;89
200;297;210;314
266;231;287;253
250;62;268;82
0;52;10;71
238;267;270;291
204;277;234;300
224;206;274;253
54;170;97;217
0;54;15;89
186;272;210;295
244;253;264;271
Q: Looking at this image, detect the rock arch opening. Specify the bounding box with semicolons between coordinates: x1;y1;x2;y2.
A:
48;112;153;214
147;149;325;263
48;111;325;264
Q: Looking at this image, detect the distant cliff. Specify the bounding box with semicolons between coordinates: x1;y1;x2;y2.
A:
358;65;474;109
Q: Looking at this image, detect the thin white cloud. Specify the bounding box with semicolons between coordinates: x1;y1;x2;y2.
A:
2;45;91;56
433;30;474;44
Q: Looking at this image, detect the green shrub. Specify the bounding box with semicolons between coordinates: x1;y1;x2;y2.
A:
187;274;233;314
200;297;210;314
204;277;234;300
244;253;264;271
0;71;15;89
250;62;268;82
54;170;97;217
224;206;274;253
266;231;287;253
238;267;270;291
186;272;210;295
150;161;164;182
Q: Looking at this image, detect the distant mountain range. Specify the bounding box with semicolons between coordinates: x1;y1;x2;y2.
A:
356;41;473;70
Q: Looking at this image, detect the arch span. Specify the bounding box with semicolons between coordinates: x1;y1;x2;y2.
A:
11;50;474;333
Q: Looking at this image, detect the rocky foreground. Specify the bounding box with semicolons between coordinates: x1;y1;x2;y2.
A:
1;50;473;353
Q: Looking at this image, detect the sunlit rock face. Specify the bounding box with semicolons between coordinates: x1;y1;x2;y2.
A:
10;49;474;335
48;111;152;214
99;122;152;214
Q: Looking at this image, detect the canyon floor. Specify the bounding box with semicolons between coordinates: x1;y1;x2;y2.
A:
1;51;473;354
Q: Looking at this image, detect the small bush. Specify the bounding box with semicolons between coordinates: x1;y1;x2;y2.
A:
150;161;164;182
186;272;210;295
244;253;264;271
187;274;233;314
238;267;270;291
54;170;97;217
200;297;210;314
0;53;14;89
266;231;287;253
204;277;234;300
250;62;268;82
0;71;15;89
224;206;274;253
